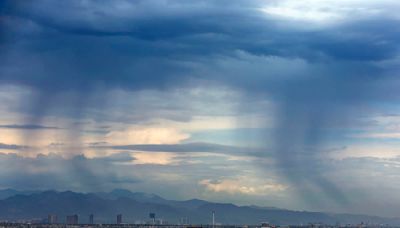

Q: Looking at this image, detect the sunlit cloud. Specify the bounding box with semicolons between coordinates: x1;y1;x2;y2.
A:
199;178;287;196
260;0;395;26
106;126;190;145
261;6;341;24
131;152;178;165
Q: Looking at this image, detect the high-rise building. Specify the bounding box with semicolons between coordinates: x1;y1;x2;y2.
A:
48;214;58;224
66;214;78;225
117;214;122;224
212;211;215;228
149;213;156;224
89;214;94;224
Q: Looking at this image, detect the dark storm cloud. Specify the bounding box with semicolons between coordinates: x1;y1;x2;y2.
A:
1;0;399;92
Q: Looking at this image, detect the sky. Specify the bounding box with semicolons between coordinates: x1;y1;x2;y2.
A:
1;0;400;217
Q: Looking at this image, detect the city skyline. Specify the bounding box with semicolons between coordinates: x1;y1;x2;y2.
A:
1;188;398;225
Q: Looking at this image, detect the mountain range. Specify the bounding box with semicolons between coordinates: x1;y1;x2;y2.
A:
0;189;398;225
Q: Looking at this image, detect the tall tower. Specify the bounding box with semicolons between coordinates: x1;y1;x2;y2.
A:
149;213;156;224
117;214;122;224
212;211;215;228
89;214;94;224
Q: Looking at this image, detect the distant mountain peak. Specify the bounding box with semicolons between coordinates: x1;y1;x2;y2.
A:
0;188;41;200
110;188;131;193
0;189;399;225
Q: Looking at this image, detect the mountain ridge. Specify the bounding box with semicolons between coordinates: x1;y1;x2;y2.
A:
0;189;398;225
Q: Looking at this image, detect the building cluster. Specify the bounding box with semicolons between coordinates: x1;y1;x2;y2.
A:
48;216;57;225
66;215;79;225
18;213;166;225
0;223;396;228
0;215;394;228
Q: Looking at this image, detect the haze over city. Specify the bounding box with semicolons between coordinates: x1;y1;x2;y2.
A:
1;0;400;223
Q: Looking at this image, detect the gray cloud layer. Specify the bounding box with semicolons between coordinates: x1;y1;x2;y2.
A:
0;143;28;150
0;124;60;130
0;153;139;191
